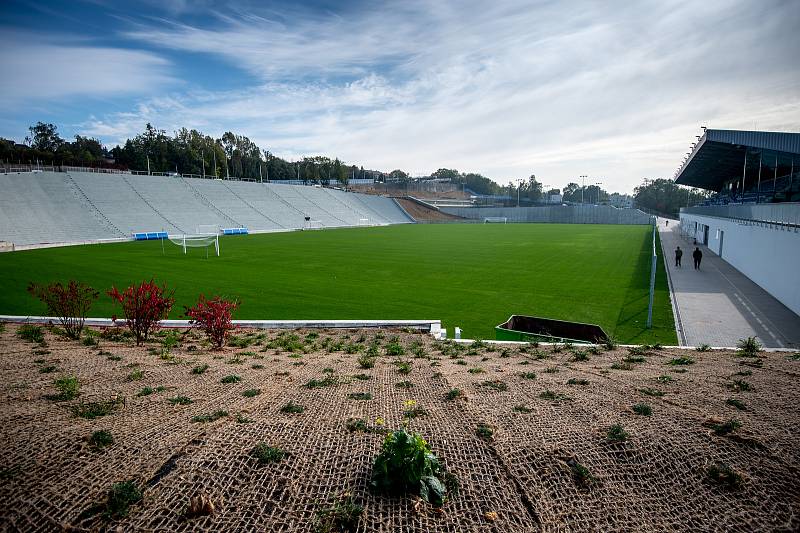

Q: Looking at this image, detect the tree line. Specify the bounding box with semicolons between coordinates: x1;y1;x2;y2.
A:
633;178;709;216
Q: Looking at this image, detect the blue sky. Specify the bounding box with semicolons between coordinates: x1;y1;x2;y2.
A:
1;0;798;193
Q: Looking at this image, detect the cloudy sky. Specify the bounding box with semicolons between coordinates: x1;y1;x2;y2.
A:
1;0;798;193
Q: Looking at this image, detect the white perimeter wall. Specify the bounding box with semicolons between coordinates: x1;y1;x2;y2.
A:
679;213;800;316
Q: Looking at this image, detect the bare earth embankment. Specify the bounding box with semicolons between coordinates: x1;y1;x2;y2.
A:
0;324;798;532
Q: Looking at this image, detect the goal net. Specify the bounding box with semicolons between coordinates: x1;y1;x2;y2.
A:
168;233;220;256
484;217;508;223
358;217;370;226
304;219;324;230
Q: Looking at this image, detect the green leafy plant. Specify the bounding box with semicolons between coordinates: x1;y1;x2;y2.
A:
696;344;711;352
709;419;741;436
540;390;570;402
191;410;228;423
280;400;305;414
47;376;81;402
191;364;209;375
348;392;372;401
567;458;595;487
395;380;414;389
476;424;494;440
513;405;532;413
566;378;589;385
357;354;375;369
726;398;746;410
607;424;629;442
104;480;142;519
602;336;618;351
610;361;633;370
632;403;652;416
89;430;114;449
520;372;537;380
72;396;125;419
220;374;241;384
385;341;405;356
638;387;664;397
312;493;363;533
445;388;463;401
394;360;412;375
706;463;742;489
250;443;287;465
126;369;144;382
137;385;166;396
370;429;451;506
304;376;338;388
479;380;507;391
667;356;695;366
17;324;45;343
736;336;762;357
168;395;193;405
728;379;752;392
242;388;261;398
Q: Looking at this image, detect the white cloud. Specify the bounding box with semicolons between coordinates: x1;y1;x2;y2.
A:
0;31;175;102
83;0;800;192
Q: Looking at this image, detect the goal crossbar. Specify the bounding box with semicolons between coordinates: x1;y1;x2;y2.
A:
167;233;220;256
484;217;508;223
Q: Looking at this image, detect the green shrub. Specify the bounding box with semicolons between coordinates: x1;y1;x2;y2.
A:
513;405;532;413
280;400;305;413
632;403;652;416
304;376;338;388
445;388;463;401
667;356;695;366
312;493;363;533
220;374;241;384
72;396;124;419
607;424;629;441
370;429;451;506
104;481;142;519
168;395;192;405
17;324;45;343
137;385;166;396
48;375;80;401
520;372;537;380
476;424;494;440
250;443;287;465
479;380;507;391
567;458;595;487
191;410;228;423
394;361;412;375
357;354;375;369
242;388;261;398
710;419;741;436
736;336;762;357
191;364;209;375
638;387;664;397
726;398;746;410
348;392;372;401
706;463;742;489
89;430;114;449
126;369;144;382
696;344;711;352
566;378;589;386
395;380;414;389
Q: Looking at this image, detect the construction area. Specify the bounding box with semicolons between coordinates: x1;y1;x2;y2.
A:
1;324;798;532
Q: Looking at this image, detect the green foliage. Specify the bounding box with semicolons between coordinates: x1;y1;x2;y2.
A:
476;424;494;440
191;364;209;375
242;388;261;397
304;376;338;388
73;396;124;419
571;350;589;362
191;410;228;423
395;380;414;389
602;336;618;351
513;405;532;413
520;372;537;380
47;375;80;401
667;356;695;366
567;458;595;487
706;463;743;489
467;367;484;374
710;419;741;436
607;424;629;442
656;375;673;383
610;361;633;371
39;364;58;374
220;374;241;384
479;380;508;391
696;344;712;352
726;398;746;410
370;429;451;506
445;389;463;401
250;443;287;465
728;379;752;392
17;324;44;343
168;395;193;405
394;360;412;375
312;493;364;533
736;336;762;357
280;401;305;414
89;430;114;449
385;342;405;356
357;354;375;369
126;369;144;382
633;178;708;216
105;481;142;519
540;390;570;402
348;392;372;401
632;403;652;416
137;385;166;396
638;387;664;397
566;378;589;385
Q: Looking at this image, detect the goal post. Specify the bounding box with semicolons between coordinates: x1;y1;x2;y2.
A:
167;233;220;257
484;217;508;224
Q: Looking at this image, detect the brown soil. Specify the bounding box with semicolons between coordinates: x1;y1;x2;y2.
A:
1;324;798;532
395;198;465;222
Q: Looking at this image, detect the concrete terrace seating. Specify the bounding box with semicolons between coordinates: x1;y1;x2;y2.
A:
0;171;414;246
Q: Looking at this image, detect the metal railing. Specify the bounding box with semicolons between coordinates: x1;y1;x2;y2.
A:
681;204;800;230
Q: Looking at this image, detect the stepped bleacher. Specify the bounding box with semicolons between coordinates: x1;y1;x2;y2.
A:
0;171;413;247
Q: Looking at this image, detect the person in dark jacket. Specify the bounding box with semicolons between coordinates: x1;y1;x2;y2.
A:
674;246;683;267
693;247;703;270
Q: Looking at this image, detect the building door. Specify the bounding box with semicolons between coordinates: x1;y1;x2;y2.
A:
718;230;724;258
703;225;709;245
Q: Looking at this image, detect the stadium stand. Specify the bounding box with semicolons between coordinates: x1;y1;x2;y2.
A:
0;171;413;246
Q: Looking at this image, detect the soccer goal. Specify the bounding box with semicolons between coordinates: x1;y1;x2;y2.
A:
484;217;508;224
168;233;220;257
304;219;324;230
358;217;370;226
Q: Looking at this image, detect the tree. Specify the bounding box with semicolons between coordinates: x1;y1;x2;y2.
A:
26;122;65;152
634;178;709;216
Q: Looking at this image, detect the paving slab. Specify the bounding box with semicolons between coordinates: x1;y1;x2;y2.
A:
658;218;800;349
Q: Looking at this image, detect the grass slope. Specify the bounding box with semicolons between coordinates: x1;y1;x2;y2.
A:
0;224;675;343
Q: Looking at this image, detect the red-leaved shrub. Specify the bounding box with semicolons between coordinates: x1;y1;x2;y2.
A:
108;280;174;345
184;295;239;349
27;280;99;339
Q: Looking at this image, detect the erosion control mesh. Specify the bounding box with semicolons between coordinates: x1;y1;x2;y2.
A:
0;325;798;532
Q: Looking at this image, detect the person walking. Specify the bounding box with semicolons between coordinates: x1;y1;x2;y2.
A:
693;247;703;270
675;246;683;267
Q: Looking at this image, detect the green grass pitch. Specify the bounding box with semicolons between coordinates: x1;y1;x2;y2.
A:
0;224;676;344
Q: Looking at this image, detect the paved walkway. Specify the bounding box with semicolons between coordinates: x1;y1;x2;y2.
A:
658;218;800;349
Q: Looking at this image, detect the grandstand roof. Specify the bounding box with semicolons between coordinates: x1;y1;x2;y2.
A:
674;129;800;191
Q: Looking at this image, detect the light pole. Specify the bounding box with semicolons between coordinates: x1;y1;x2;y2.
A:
580;175;588;203
515;178;524;207
594;182;603;204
